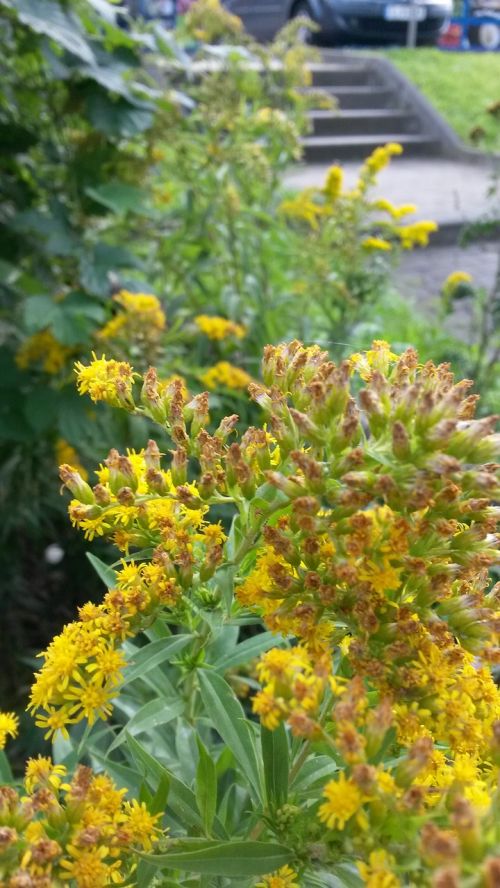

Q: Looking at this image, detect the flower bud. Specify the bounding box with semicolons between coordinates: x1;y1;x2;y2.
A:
59;465;95;505
392;421;411;459
170;448;187;486
144;439;162;471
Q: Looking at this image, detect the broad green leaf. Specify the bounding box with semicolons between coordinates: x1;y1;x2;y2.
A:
123;635;192;686
86;553;117;589
195;737;217;836
141;839;293;876
108;698;184;752
261;724;288;810
24;388;60;434
197;670;263;804
86;182;147;215
2;0;95;64
85;88;153;137
213;631;286;673
23;295;58;332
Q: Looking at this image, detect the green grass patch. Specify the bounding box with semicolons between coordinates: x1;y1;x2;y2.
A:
381;48;500;152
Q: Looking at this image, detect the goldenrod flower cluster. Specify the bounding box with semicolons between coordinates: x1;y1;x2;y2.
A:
17;339;499;884
74;353;137;408
98;290;166;348
201;360;253;391
256;865;300;887
0;757;161;886
0;712;19;749
279;144;437;252
195;314;246;341
16;330;72;375
29;436;228;734
184;0;243;42
55;438;88;481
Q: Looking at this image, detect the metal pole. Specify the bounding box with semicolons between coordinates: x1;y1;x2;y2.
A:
406;0;419;46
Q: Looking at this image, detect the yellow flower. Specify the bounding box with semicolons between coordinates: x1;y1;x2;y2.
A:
75;353;137;407
195;314;246;340
444;270;472;288
256;865;300;887
56;438;88;481
395;220;438;248
318;772;365;830
373;198;417;220
99;290;166;345
323;164;343;202
279;190;324;229
201;361;252;391
120;799;161;850
59;844;121;887
16;329;72;374
362;237;392;251
358;850;400;887
0;711;19;749
25;756;67;793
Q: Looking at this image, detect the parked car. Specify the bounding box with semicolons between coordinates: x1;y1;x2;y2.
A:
221;0;453;45
126;0;452;45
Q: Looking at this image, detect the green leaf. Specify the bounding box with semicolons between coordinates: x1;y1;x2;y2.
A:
108;698;185;752
261;724;288;810
125;735;207;833
23;387;60;433
195;737;217;836
123;635;193;686
290;755;338;793
2;0;95;64
212;631;287;673
86;553;117;589
197;670;263;804
23;295;58;332
0;750;13;783
140;839;293;876
86;182;148;215
85;88;153;137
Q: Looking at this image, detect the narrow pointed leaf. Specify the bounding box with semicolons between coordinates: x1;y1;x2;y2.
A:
195;737;217;836
123;635;192;686
86;552;117;589
197;670;263;803
108;698;184;752
141;839;293;876
212;632;287;673
261;723;289;810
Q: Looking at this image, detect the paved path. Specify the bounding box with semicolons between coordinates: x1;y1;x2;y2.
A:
395;242;498;324
285;158;499;229
285;157;500;299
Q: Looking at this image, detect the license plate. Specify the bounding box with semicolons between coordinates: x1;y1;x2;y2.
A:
384;4;427;20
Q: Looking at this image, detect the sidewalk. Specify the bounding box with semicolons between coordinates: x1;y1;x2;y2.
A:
285;157;499;306
285;157;499;235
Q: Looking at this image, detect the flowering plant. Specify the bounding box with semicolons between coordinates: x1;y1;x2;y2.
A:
2;339;499;886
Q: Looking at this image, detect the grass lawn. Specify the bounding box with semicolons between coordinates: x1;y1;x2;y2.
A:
381;48;500;152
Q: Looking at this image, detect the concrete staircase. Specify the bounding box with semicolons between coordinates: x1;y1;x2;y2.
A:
302;57;441;162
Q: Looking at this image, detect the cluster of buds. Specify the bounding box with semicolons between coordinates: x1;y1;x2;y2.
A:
0;758;161;887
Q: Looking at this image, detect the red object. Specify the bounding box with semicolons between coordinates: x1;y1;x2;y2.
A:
438;21;463;45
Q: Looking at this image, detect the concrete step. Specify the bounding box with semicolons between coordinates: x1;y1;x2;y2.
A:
309;62;374;88
305;86;398;110
302;133;441;162
309;109;420;138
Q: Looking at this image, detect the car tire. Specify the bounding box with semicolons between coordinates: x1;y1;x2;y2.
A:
468;15;500;48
